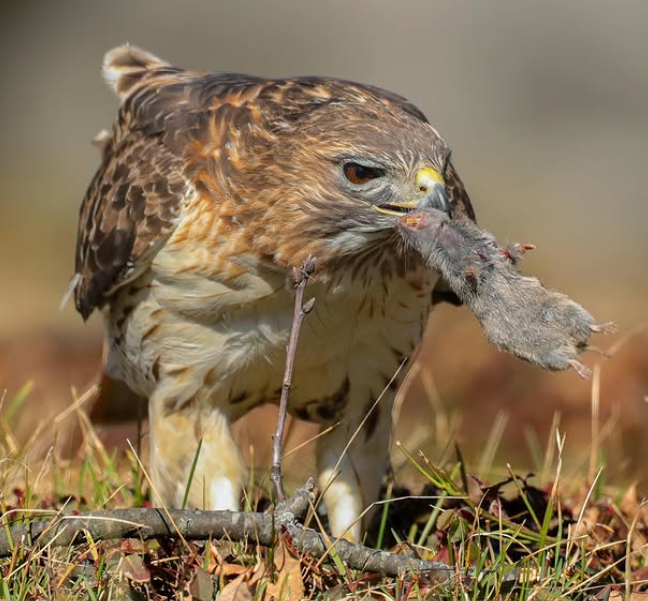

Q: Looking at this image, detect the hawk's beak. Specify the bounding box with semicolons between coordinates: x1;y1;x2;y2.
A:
375;167;449;217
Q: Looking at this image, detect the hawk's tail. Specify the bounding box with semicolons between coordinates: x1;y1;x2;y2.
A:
103;44;171;101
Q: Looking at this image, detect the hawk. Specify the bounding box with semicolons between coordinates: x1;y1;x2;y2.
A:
73;45;475;541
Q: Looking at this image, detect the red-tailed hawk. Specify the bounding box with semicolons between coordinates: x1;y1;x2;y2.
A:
73;45;475;541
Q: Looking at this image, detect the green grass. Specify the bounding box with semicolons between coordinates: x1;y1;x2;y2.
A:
1;383;646;600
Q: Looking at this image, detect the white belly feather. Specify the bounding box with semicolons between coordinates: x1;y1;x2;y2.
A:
107;240;439;423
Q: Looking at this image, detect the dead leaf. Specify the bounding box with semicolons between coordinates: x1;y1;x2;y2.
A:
265;537;305;601
620;483;640;517
206;541;251;578
188;566;215;601
609;591;648;601
572;506;600;538
119;554;151;583
206;541;224;573
220;563;250;578
120;537;148;554
218;572;254;601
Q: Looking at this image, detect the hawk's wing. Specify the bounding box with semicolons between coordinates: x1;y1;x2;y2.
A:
74;46;262;319
74;47;188;318
74;128;188;319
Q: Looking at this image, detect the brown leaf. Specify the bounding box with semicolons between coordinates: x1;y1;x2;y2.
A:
609;592;648;601
572;506;600;538
206;541;250;578
620;483;641;517
205;541;224;573
119;554;151;583
220;563;251;578
218;572;254;601
120;537;148;554
188;566;215;601
436;508;455;532
265;537;305;601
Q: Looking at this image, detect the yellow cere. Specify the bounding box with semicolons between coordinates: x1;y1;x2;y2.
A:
415;167;443;191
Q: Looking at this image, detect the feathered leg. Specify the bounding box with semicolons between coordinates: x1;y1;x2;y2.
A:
148;398;245;510
316;389;393;542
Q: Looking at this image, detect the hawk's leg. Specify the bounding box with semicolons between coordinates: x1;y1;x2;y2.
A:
148;398;245;510
316;394;392;542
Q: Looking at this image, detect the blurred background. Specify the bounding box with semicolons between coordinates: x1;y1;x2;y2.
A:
0;0;646;486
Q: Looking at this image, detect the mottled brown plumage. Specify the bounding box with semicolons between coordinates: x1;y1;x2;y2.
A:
73;45;475;541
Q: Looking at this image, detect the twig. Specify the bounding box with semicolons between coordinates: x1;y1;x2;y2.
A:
0;479;456;580
271;255;316;502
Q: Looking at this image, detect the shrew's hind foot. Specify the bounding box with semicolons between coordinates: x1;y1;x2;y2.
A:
568;359;593;380
590;322;618;335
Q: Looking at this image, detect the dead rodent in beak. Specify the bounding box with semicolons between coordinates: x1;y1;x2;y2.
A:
399;209;617;378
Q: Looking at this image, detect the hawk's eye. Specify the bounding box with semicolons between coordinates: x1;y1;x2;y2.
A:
343;162;385;185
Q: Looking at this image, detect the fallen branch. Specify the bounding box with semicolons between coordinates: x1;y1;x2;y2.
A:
0;480;455;581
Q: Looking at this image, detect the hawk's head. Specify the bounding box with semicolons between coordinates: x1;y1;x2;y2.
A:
232;90;454;260
171;75;475;276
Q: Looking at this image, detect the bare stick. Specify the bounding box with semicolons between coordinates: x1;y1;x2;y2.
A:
0;479;527;585
0;480;457;580
271;255;316;502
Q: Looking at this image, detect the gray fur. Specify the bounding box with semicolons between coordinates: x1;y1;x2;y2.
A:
398;209;616;377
